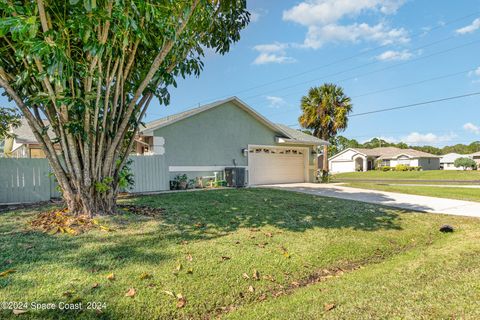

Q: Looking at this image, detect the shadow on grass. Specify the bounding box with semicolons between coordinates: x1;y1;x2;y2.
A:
1;188;407;278
127;187;406;233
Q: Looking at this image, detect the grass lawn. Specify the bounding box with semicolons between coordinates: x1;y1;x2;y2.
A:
1;188;479;319
345;182;480;202
333;170;480;182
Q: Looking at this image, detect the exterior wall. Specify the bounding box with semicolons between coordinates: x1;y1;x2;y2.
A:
153;102;316;188
329;150;361;173
442;162;462;170
330;160;355;173
389;158;419;167
417;157;440;170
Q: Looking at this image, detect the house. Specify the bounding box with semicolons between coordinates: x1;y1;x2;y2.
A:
471;151;480;167
440;153;471;170
328;147;440;173
3;118;56;158
135;97;328;186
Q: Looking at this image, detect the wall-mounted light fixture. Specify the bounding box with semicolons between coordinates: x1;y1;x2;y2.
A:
242;148;248;156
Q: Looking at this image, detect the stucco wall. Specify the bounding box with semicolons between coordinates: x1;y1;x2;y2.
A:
153;101;316;186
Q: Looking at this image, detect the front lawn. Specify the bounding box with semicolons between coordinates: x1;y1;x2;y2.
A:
345;182;480;202
1;189;479;319
333;170;480;182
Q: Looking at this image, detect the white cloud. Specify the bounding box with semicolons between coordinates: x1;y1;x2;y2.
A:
265;96;287;108
252;42;297;65
303;23;409;49
456;18;480;35
464;123;480;135
376;49;413;61
282;0;409;49
401;132;457;145
468;67;480;77
283;0;405;26
250;8;268;23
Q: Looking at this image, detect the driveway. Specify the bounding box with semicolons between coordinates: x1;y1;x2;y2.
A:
262;183;480;218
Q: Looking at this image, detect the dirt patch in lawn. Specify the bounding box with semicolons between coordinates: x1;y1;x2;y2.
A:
117;204;166;217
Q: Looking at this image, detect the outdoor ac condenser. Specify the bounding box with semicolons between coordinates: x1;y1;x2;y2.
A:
225;167;246;188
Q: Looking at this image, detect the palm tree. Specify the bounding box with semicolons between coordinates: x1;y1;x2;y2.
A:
299;84;353;179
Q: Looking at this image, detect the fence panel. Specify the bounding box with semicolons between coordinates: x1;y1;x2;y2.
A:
128;155;168;193
0;158;52;204
0;155;168;204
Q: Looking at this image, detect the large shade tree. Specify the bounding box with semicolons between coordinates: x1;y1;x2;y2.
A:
299;84;353;178
0;0;249;216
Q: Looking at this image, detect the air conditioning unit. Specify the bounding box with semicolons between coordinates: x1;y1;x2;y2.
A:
225;167;246;188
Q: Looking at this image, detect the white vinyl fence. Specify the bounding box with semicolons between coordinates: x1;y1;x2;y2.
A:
0;155;167;205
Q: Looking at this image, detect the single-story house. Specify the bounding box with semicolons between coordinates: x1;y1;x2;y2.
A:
328;147;440;173
135;97;328;186
440;153;471;170
471;151;480;167
3;118;56;158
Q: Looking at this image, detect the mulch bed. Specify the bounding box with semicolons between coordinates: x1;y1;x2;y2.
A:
117;204;166;217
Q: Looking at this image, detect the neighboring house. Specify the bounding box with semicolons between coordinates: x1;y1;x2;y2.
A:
3;118;55;158
440;153;472;170
328;147;440;173
136;97;328;186
471;151;480;167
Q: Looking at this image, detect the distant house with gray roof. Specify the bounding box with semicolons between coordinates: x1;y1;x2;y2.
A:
328;147;440;173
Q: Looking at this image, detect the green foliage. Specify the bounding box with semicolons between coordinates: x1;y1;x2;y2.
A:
0;1;249;211
0;107;20;137
454;157;477;170
395;164;409;171
95;177;114;193
299;84;353;141
118;159;135;190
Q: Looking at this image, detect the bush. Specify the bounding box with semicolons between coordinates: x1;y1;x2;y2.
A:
380;166;392;171
395;164;409;171
454;157;477;170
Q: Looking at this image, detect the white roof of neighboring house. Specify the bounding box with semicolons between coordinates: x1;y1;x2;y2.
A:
140;96;328;146
10;118;54;144
440;153;469;163
329;147;440;161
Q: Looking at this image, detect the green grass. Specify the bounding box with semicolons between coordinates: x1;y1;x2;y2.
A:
344;183;480;202
333;170;480;181
0;188;479;319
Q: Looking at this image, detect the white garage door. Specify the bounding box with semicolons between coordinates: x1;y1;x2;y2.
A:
249;146;306;185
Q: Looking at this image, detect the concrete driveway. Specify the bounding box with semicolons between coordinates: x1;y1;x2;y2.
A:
261;183;480;218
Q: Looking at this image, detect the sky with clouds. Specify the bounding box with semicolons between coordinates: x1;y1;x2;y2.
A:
2;0;479;147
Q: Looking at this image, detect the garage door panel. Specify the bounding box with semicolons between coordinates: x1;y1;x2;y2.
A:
249;148;306;185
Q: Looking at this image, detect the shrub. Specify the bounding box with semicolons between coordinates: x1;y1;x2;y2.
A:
395;164;409;171
454;157;477;170
381;166;392;172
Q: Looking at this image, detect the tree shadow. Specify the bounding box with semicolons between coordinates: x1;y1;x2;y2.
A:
127;187;407;234
265;184;437;213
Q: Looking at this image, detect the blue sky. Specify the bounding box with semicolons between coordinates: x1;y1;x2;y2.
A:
154;0;480;147
2;1;479;147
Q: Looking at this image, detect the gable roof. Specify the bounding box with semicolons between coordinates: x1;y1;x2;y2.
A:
140;97;328;146
329;146;439;161
11;118;55;144
440;153;469;163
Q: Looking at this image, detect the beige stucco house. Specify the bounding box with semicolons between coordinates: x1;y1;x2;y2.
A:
329;147;440;173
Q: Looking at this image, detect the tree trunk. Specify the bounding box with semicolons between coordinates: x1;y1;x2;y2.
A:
322;144;329;180
62;187;117;217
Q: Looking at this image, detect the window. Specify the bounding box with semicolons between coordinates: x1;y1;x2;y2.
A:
382;160;391;166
